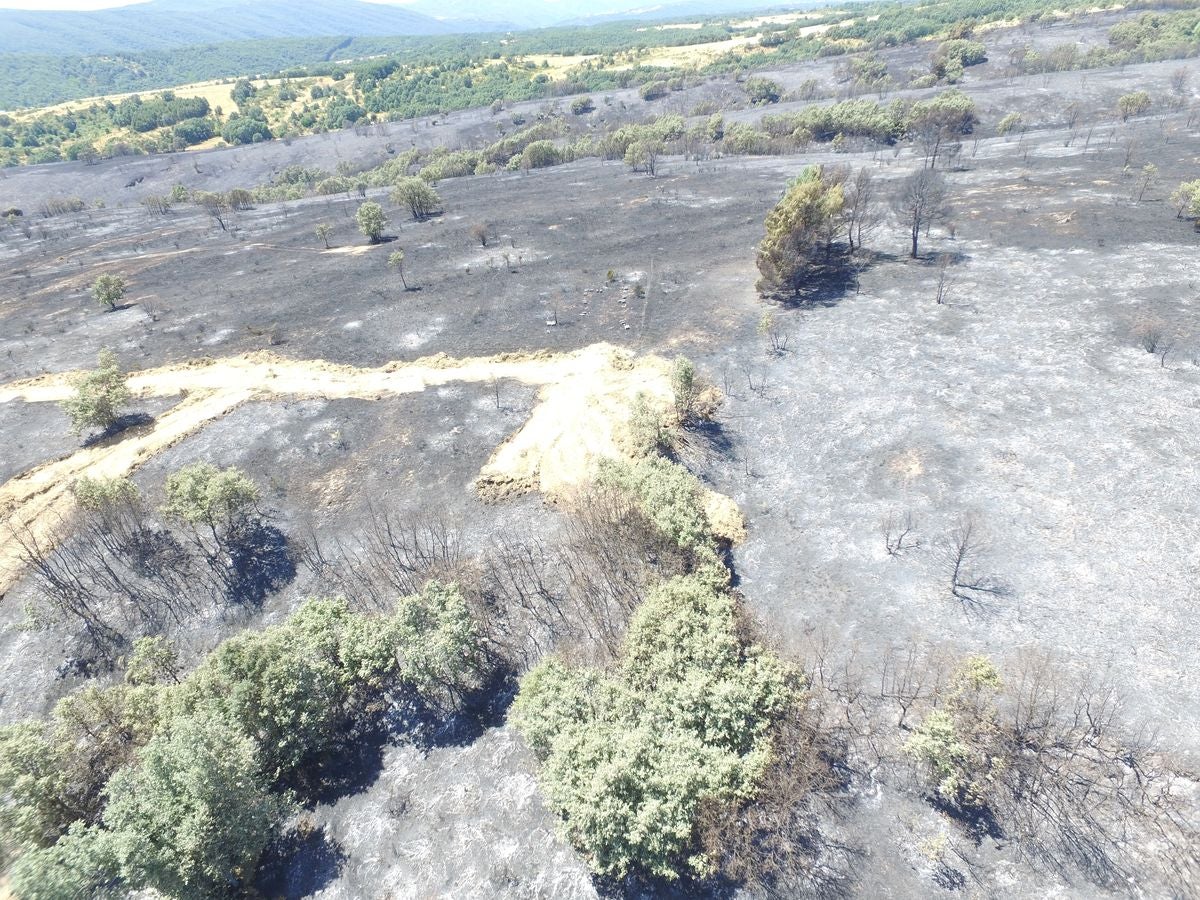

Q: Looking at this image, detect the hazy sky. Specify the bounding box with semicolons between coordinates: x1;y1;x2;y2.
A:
0;0;418;7
0;0;148;7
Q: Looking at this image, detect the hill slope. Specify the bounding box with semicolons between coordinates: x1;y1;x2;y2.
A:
0;0;469;55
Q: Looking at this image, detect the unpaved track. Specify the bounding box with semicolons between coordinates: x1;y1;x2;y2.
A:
0;343;707;595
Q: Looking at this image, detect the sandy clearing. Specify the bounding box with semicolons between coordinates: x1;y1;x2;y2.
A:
0;343;743;594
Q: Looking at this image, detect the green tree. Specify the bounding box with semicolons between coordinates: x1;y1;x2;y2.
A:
125;636;181;686
1117;90;1152;121
996;112;1024;136
0;723;73;862
58;349;131;435
388;249;409;290
596;456;711;552
102;709;288;897
755;167;846;297
72;475;138;512
90;273;126;312
315;222;332;249
7;822;117;900
170;597;397;780
744;77;782;104
162;462;260;536
624;138;663;176
511;575;792;881
390;176;441;220
905;656;1003;809
1170;179;1200;218
393;580;480;703
355;200;387;243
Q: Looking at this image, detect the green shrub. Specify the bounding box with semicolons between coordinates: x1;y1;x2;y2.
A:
1171;179;1200;217
124;637;181;687
390;176;442;219
0;723;72;862
755;167;846;297
355;200;387;242
171;597;396;780
59;349;130;435
905;656;1003;808
596;456;710;552
90;273;126;311
935;38;987;68
520;139;562;170
722;122;773;155
315;175;354;195
72;475;138;512
8;822;116;900
624;392;671;457
744;76;782;104
1117;90;1152;120
512;575;792;881
102;708;288;897
996;111;1024;135
161;463;259;533
418;149;479;182
393;581;481;701
639;80;670;101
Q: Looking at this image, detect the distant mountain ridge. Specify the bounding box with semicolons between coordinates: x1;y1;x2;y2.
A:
0;0;475;56
406;0;817;27
0;0;814;58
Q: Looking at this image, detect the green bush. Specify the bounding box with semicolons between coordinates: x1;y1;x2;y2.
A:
8;822;116;900
624;392;671;457
639;80;670;101
0;723;72;862
161;462;259;533
744;76;782;104
394;581;481;701
596;456;710;552
72;475;137;512
755;166;846;297
905;656;1003;808
102;708;288;897
512;575;792;881
171;597;397;780
58;349;131;435
722;122;773;155
2;590;485;895
996;111;1024;135
417;149;479;182
391;176;442;219
0;682;162;866
935;38;987;68
1117;90;1152;120
520;139;562;169
1171;179;1200;217
90;273;126;311
355;200;387;243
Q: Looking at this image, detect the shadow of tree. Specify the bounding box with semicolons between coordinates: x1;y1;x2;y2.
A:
767;250;893;309
81;411;155;447
226;522;297;607
255;822;348;899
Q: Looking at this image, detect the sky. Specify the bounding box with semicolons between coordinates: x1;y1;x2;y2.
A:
0;0;148;7
0;0;420;7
